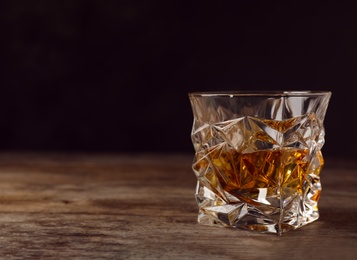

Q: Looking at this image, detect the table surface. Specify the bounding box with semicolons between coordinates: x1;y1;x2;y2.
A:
0;152;356;259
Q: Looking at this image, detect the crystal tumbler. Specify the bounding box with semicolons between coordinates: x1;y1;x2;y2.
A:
189;91;331;235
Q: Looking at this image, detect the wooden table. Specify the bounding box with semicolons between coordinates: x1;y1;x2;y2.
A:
0;153;356;259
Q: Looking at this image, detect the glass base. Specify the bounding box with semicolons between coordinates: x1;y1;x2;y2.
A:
195;187;320;235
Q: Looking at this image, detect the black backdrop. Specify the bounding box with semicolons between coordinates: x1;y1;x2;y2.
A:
0;1;356;158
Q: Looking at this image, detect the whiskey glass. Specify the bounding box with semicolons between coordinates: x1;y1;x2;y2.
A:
189;91;331;235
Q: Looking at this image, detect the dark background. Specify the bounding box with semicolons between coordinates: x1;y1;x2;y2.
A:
0;1;355;158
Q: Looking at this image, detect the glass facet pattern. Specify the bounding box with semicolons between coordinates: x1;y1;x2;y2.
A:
189;91;331;235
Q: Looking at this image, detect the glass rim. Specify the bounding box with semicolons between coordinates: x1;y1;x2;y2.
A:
188;90;332;97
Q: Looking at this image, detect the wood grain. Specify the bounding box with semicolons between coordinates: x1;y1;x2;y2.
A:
0;153;356;259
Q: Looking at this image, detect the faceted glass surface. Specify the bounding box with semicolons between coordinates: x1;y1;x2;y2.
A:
189;91;331;235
